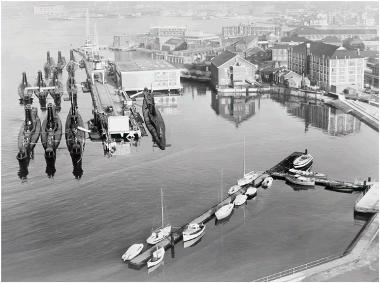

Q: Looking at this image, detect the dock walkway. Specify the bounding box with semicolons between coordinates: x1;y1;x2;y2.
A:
355;182;379;213
129;152;303;268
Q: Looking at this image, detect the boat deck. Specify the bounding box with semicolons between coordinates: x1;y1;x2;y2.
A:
128;152;302;268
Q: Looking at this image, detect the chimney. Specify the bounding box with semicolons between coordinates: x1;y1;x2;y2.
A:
357;48;360;55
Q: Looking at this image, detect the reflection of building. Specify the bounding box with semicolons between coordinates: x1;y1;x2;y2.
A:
155;96;180;115
211;93;256;127
284;100;361;135
182;82;211;96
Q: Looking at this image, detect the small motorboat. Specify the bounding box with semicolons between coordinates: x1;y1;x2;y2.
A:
228;185;241;195
285;174;315;186
288;168;327;179
293;154;313;169
122;243;144;261
261;177;273;189
238;171;260;187
233;194;248;206
183;223;206;242
245;187;257;197
184;229;205;249
147;246;165;268
215;203;234;220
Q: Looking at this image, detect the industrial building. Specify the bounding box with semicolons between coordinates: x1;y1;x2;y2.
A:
222;23;282;38
288;42;365;92
114;60;182;92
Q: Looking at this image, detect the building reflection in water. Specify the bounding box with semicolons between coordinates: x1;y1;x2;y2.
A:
271;94;361;136
154;95;180;115
182;82;211;98
211;92;256;128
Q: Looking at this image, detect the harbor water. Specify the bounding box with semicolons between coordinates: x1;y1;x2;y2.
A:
2;15;379;281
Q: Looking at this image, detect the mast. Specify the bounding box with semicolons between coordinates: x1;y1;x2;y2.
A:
243;136;246;176
161;188;164;227
221;168;223;203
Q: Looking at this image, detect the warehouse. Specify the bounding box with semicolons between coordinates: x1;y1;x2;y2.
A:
114;60;182;93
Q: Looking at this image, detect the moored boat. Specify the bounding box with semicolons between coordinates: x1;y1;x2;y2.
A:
238;171;260;187
122;243;144;261
146;189;171;245
233;194;248;206
293;154;313;170
288;168;327;178
183;229;205;248
142;88;166;150
245;187;257;197
34;70;48;110
228;185;241;195
17;105;41;160
43;51;55;80
285;174;315;186
183;223;206;242
56;51;67;74
41;103;62;158
215;203;234;220
261;177;273;188
49;68;64;109
147;246;165;268
18;72;31;102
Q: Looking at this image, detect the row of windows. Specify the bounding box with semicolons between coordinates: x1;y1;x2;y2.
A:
155;81;177;86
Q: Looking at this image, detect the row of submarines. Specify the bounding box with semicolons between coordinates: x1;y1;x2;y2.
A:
17;50;86;180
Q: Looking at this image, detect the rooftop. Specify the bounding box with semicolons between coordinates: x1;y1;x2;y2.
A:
281;36;310;42
271;44;290;49
321;36;342;42
116;60;178;72
163;38;185;45
295;28;378;35
210;50;237;67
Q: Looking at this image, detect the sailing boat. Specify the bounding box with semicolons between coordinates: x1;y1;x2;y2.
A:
237;137;260;187
146;189;171;245
147;245;165;268
215;169;234;221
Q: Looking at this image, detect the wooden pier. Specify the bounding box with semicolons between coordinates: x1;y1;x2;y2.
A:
128;152;303;268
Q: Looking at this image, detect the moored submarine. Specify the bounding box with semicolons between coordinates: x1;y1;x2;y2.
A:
48;68;64;110
18;72;32;104
35;70;48;110
41;103;62;159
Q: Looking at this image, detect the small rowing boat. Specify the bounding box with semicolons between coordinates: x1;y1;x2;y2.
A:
122;243;144;261
288;168;327;179
245;187;257;197
228;185;241;195
233;194;248;206
147;246;165;268
183;223;206;242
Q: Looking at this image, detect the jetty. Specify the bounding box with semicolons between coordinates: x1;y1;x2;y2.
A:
128;151;303;268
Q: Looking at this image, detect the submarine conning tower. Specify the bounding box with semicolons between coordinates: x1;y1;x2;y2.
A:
37;70;44;87
46;103;55;130
24;104;33;131
22;72;28;86
58;51;62;64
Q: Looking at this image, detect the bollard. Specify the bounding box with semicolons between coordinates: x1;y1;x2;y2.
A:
368;177;371;182
305;149;308;154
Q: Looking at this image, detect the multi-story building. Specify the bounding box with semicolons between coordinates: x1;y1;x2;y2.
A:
290;27;378;41
280;36;310;46
288;42;365;92
363;38;379;51
183;31;221;48
149;26;187;37
364;57;379;89
222;23;282;38
270;45;289;67
320;36;343;47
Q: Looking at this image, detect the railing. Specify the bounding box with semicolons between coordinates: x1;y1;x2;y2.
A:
253;253;343;282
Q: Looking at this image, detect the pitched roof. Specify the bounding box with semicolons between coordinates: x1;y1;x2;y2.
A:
210;51;237;67
281;36;310;43
246;46;264;53
330;50;364;59
292;41;340;58
322;36;342;43
271;44;290;50
235;34;258;45
163;38;185;46
359;50;379;58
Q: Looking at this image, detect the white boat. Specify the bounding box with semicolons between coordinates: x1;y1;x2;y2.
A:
245;187;257;197
261;177;273;188
293;154;313;169
184;229;205;248
122;243;144;261
183;223;206;242
228;185;241;195
285;174;315;186
233;194;248;206
147;189;171;245
288;168;327;178
215;169;234;220
238;171;260;187
215;203;234;220
147;246;165;268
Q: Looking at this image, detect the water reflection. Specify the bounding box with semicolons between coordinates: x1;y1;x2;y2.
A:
211;92;256;128
71;155;83;180
154;95;180;115
45;157;56;178
182;83;211;97
271;94;361;136
17;156;30;182
103;140;133;157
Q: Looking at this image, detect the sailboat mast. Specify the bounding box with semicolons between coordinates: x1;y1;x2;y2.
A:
221;169;223;203
161;188;164;227
243;137;246;176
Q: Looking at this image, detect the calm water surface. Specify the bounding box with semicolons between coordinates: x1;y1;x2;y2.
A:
2;15;379;281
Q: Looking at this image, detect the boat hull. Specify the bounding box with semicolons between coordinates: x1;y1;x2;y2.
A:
142;94;166;150
261;177;273;188
293;154;313;169
285;176;315;186
147;247;165;268
17;108;41;158
65;107;85;158
122;244;144;261
146;225;171;245
228;185;241;195
245;187;257;197
215;203;234;220
183;225;206;242
41;106;63;157
233;194;248;206
288;168;327;179
238;171;259;187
